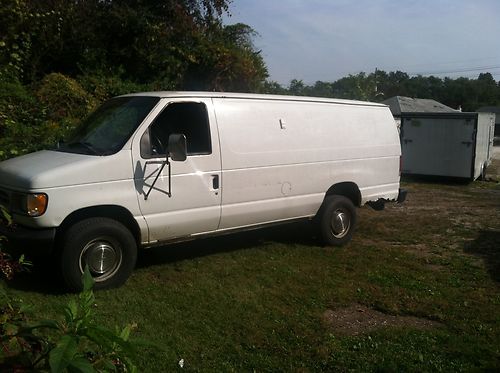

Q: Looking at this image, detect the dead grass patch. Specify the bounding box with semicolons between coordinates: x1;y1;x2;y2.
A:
322;304;442;336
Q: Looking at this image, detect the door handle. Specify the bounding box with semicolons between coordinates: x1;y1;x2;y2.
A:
212;175;219;190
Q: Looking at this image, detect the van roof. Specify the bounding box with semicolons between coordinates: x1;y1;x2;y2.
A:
120;91;387;108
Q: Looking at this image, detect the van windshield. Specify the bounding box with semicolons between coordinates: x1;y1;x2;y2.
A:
57;96;160;156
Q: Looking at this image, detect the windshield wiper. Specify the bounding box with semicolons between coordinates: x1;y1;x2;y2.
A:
66;141;101;155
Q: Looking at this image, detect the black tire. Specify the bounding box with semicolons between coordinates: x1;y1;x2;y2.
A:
59;217;137;292
318;195;357;246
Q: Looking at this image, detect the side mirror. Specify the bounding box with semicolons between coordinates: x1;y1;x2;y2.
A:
168;133;187;161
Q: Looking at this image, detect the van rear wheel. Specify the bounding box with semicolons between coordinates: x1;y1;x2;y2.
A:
60;217;137;292
319;195;356;246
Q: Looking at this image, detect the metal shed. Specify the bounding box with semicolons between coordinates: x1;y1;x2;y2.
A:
383;96;496;180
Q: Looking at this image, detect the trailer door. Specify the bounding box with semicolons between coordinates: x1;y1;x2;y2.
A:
401;116;475;178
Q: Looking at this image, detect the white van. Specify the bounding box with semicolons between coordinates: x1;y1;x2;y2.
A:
0;92;406;290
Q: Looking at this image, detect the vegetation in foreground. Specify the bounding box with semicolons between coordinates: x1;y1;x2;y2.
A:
1;207;148;371
3;163;499;371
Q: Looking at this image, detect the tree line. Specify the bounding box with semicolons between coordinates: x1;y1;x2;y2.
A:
265;71;500;112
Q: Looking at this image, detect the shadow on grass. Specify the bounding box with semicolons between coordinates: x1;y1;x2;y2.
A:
401;174;471;185
136;221;319;269
6;256;67;295
7;221;319;294
464;230;500;282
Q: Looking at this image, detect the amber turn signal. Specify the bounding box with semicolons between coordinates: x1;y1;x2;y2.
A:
25;193;48;217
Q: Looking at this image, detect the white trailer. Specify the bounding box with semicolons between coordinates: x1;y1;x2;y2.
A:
400;112;495;179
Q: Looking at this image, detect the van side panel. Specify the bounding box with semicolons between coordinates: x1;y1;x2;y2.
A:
213;98;400;229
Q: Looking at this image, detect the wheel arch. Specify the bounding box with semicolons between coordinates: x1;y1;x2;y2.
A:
325;182;362;207
56;205;142;246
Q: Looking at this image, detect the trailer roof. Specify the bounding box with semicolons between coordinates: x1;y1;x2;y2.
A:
120;91;387;108
383;96;458;116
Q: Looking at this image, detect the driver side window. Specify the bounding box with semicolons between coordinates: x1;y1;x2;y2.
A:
142;102;211;158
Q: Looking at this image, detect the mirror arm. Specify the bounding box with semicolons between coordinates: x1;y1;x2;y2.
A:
144;157;172;200
168;156;172;198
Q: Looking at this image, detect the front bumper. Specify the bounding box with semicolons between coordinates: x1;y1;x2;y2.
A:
0;222;56;256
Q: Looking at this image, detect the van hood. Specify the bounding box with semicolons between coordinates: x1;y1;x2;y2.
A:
0;150;132;190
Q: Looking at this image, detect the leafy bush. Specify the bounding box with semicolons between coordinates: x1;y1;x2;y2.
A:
0;71;151;162
0;205;31;280
0;250;30;281
1;268;144;372
0;73;97;161
0;77;45;159
1;207;148;371
31;73;101;148
78;70;151;103
0;0;31;79
35;73;95;122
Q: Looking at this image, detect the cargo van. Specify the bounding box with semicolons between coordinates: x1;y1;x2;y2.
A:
0;92;406;290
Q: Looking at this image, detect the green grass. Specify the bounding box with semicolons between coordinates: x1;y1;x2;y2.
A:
4;175;500;371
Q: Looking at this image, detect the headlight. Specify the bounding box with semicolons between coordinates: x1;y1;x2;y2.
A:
12;193;48;217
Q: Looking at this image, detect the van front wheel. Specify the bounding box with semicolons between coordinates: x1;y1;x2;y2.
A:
60;218;137;291
319;195;357;246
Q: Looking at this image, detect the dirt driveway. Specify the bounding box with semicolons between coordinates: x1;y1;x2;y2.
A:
323;156;500;337
493;146;500;160
489;146;500;178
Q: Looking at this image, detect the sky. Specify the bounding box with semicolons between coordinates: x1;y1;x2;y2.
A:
223;0;500;85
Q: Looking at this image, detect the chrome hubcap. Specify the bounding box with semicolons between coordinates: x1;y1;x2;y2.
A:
80;239;122;282
331;209;350;238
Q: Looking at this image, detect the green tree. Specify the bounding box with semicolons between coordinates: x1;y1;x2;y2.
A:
260;80;287;95
475;72;498;108
288;79;306;96
0;0;269;92
330;72;376;101
181;22;268;91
